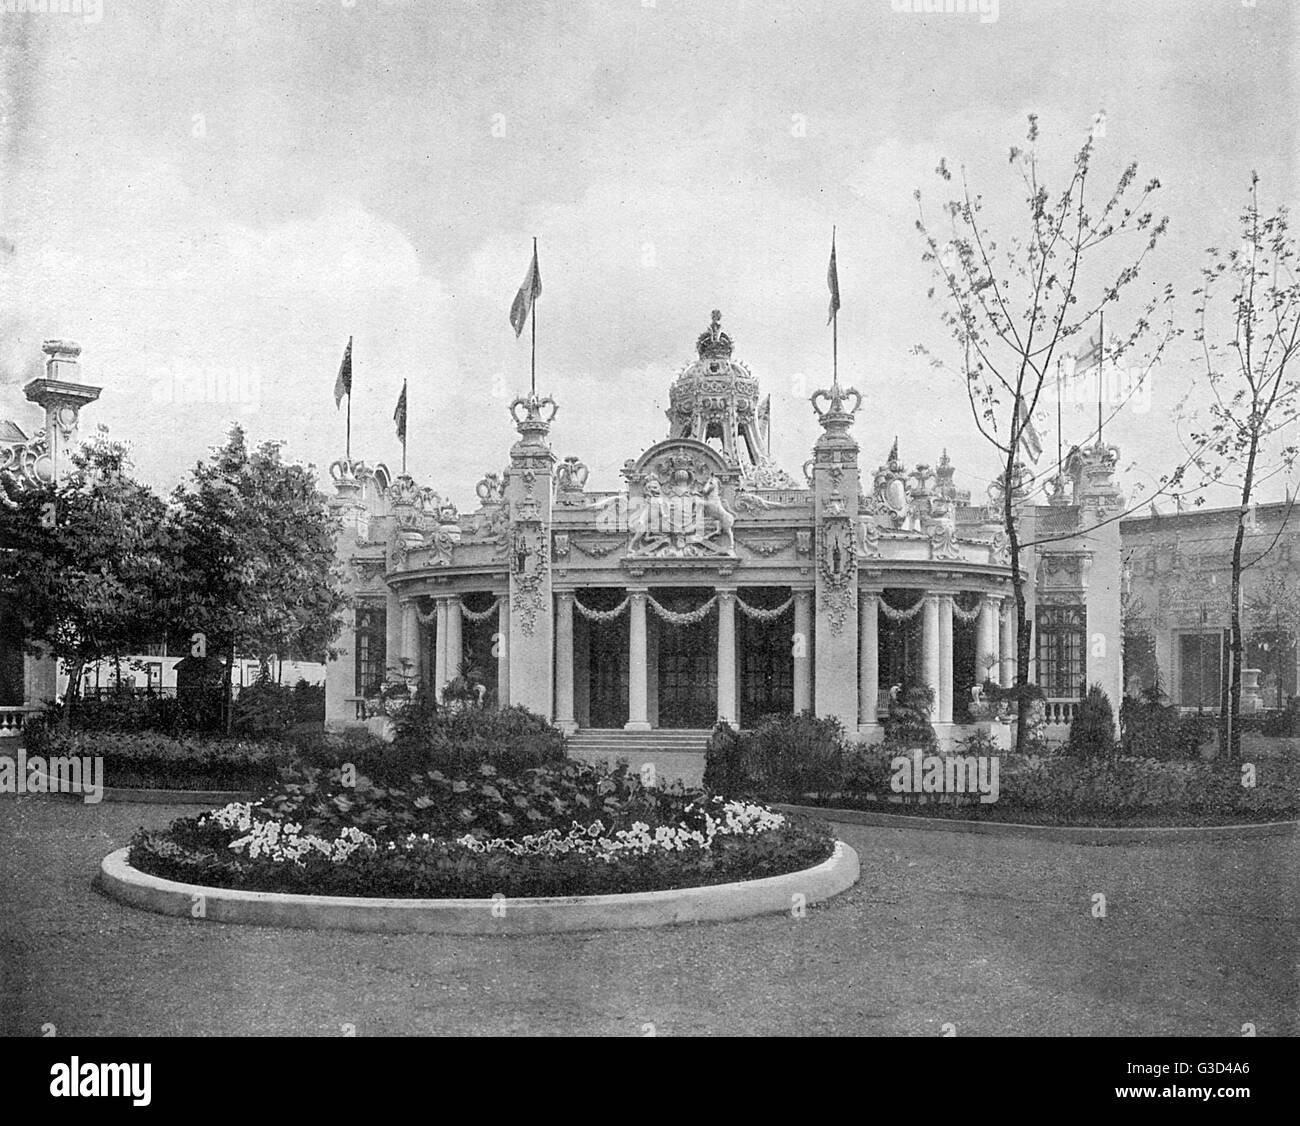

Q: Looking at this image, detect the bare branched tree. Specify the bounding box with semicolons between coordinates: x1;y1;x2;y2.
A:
1184;174;1300;757
914;112;1172;753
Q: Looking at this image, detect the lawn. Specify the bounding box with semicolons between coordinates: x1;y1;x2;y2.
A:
1;792;1295;1036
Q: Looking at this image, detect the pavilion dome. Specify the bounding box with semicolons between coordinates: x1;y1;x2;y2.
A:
666;310;793;487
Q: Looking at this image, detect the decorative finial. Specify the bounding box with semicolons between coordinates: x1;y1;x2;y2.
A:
696;310;733;359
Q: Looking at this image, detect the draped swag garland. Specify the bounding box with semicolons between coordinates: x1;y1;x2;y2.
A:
459;597;502;622
647;592;717;626
735;593;794;621
571;593;630;623
878;592;926;622
952;594;983;624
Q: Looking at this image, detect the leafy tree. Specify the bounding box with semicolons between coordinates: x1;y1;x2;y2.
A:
914;112;1173;753
0;432;171;725
168;425;348;731
1184;175;1300;756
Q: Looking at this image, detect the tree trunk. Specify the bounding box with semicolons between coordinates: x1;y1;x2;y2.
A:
1223;444;1258;760
59;657;84;732
1004;461;1030;757
223;647;235;735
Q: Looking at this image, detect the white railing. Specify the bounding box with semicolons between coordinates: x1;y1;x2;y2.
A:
1044;698;1080;726
0;707;42;737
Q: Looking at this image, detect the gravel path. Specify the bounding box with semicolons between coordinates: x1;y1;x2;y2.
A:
1;793;1295;1036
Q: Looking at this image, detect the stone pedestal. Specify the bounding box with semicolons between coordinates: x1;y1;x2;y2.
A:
505;392;558;719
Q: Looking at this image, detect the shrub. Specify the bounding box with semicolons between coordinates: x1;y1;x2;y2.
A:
703;712;850;801
881;685;937;752
371;701;566;783
27;729;290;790
231;677;326;737
1068;684;1117;760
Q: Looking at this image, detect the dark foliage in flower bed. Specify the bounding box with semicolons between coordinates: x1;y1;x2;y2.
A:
24;727;289;791
705;711;1298;823
125;755;837;898
128;814;835;899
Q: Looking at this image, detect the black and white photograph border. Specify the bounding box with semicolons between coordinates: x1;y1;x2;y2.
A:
0;0;1296;1066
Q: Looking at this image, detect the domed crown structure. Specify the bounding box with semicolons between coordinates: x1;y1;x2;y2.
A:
667;310;795;487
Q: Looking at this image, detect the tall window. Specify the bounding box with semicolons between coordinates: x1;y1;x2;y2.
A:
355;603;387;697
1036;606;1086;698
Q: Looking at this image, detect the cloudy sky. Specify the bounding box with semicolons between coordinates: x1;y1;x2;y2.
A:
1;0;1295;513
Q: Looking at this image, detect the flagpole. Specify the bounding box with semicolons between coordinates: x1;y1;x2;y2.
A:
346;387;351;463
1097;309;1104;445
531;236;537;397
1056;356;1063;477
401;379;407;475
831;226;838;387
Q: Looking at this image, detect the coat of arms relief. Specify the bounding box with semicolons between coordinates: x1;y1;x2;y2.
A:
623;444;738;558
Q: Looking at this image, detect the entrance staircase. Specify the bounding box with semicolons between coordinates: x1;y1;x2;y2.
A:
567;728;711;787
567;728;712;757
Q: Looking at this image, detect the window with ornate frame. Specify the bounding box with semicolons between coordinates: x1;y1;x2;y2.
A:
354;601;387;697
1036;605;1086;698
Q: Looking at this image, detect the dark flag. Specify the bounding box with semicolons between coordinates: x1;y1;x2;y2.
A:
827;230;841;325
394;380;407;444
334;336;353;408
510;241;542;337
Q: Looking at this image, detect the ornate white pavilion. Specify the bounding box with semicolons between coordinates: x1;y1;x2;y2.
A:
323;311;1124;746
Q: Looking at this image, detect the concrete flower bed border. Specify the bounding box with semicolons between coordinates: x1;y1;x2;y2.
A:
773;803;1299;844
95;841;860;934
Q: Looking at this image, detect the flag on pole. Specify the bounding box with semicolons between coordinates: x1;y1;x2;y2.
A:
1074;324;1103;372
509;242;542;337
333;336;353;408
394;380;407;444
826;231;841;325
1017;396;1044;464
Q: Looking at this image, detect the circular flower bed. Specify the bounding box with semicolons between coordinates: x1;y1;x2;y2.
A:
128;760;836;899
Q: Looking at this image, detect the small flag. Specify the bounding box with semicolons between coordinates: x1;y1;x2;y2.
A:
334;336;353;408
510;241;542;337
394;380;407;445
1017;397;1044;464
826;230;841;325
1074;325;1103;373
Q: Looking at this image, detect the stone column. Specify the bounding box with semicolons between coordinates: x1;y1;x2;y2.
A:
858;590;880;733
984;596;1002;687
625;589;650;731
716;590;737;728
1000;597;1017;686
793;588;813;714
978;598;998;686
496;596;510;707
433;597;449;698
554;592;576;733
445;597;463;684
401;601;419;682
938;594;954;725
922;594;941;720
